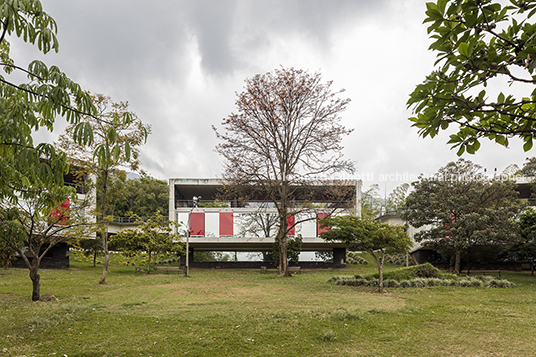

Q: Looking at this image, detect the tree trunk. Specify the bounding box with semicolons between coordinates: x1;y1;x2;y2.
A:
280;234;290;277
454;247;462;275
371;251;384;293
147;250;151;274
99;234;110;284
99;169;110;284
277;180;291;277
532;256;534;276
277;213;291;277
29;260;41;301
93;251;97;267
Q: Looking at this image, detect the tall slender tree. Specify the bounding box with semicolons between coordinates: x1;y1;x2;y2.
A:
214;68;355;276
56;93;150;284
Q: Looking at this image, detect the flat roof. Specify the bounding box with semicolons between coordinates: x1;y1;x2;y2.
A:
169;178;360;202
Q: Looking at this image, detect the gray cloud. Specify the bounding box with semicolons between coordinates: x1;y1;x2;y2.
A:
14;0;528;190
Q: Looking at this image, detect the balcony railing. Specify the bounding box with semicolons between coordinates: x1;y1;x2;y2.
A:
174;199;355;209
64;182;85;194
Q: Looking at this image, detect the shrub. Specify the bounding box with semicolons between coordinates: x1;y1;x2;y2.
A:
346;252;369;265
386;254;414;266
459;278;483;288
486;279;516;288
329;276;515;289
426;278;444;287
383;279;400;288
411;278;428;288
378;263;442;281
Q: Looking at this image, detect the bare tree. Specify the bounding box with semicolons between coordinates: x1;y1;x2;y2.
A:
213;68;354;276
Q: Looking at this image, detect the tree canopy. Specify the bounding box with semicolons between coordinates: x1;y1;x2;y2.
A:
214;67;354;276
402;159;523;274
512;207;536;275
361;184;382;220
0;0;98;202
111;212;183;274
113;177;169;218
408;0;536;155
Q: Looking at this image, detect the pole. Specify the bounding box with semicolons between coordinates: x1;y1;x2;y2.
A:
185;228;189;276
185;203;196;276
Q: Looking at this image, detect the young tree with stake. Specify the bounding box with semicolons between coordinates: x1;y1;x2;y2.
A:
320;216;412;293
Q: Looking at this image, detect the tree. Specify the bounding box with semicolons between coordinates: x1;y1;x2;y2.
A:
320;216;412;293
502;163;521;178
0;184;92;301
113;177;169;217
513;207;536;275
79;235;104;267
361;184;383;219
110;212;184;274
408;0;536;155
56;93;150;284
0;0;98;203
213;67;355;276
402;159;523;274
521;157;536;176
385;183;410;215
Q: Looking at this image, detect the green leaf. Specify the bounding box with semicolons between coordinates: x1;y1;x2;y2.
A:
524;138;533;151
458;42;470;57
465;11;477;27
112;145;121;162
473;139;481;152
124;141;131;161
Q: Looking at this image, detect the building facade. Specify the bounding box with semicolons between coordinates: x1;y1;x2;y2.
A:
168;178;361;265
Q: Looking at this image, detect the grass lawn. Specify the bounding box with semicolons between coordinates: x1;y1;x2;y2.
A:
1;255;536;357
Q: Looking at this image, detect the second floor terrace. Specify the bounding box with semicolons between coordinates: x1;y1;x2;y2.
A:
169;178;361;212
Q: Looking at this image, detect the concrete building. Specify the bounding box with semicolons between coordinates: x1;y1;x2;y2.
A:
168;178;361;267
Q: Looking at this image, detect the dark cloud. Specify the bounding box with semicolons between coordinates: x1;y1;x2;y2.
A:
13;1;525;185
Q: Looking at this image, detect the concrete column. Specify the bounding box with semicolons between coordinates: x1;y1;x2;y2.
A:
189;247;195;264
333;248;346;268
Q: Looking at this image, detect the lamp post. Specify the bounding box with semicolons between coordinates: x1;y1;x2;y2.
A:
185;213;190;276
184;197;199;277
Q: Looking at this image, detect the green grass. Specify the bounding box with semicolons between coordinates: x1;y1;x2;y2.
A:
1;256;536;356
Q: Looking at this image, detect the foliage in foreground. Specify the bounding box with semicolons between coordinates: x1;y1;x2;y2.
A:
408;0;536;154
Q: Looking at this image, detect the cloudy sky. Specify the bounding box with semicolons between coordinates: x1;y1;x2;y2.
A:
17;0;532;195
